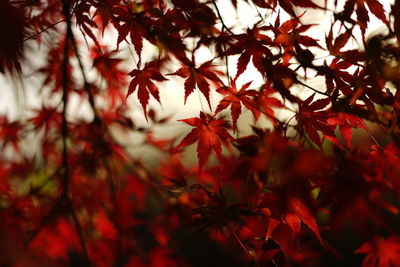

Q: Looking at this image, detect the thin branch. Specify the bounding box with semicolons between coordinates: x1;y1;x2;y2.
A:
248;0;266;23
221;40;231;86
358;117;383;150
211;0;232;85
212;0;234;35
63;15;98;120
228;225;258;265
297;80;330;97
60;0;92;264
197;90;206;113
284;114;296;136
23;19;66;43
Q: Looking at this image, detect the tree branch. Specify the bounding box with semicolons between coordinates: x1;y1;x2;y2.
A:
61;1;99;120
60;0;92;264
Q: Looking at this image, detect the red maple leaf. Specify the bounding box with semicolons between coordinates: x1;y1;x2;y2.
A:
174;112;233;170
325;27;365;64
127;59;167;120
266;0;322;18
254;82;284;123
285;197;323;245
264;197;323;253
355;236;400;267
169;59;223;108
295;94;335;148
338;0;388;38
74;1;101;48
327;112;364;148
326;27;351;57
95;211;118;240
30;219;80;260
215;79;259;131
29;106;62;132
272;13;321;64
226;24;274;77
114;6;151;60
317;58;354;96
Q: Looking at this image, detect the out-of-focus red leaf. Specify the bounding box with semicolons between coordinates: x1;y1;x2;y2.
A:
0;116;24;153
287;197;323;244
30;219;80;260
254;82;284;123
370;143;400;191
355;236;400;267
95;211;118;240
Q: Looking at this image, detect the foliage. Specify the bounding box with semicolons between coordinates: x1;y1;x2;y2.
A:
0;0;400;266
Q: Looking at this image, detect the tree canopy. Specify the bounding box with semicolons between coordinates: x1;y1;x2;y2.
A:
0;0;400;266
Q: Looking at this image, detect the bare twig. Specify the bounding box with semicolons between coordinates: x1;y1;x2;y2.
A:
211;0;233;84
212;0;234;35
358;117;383;150
297;80;330;97
228;225;258;265
23;19;66;43
284;114;296;136
223;42;231;85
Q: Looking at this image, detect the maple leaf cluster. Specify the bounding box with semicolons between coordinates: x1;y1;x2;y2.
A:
0;0;400;266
